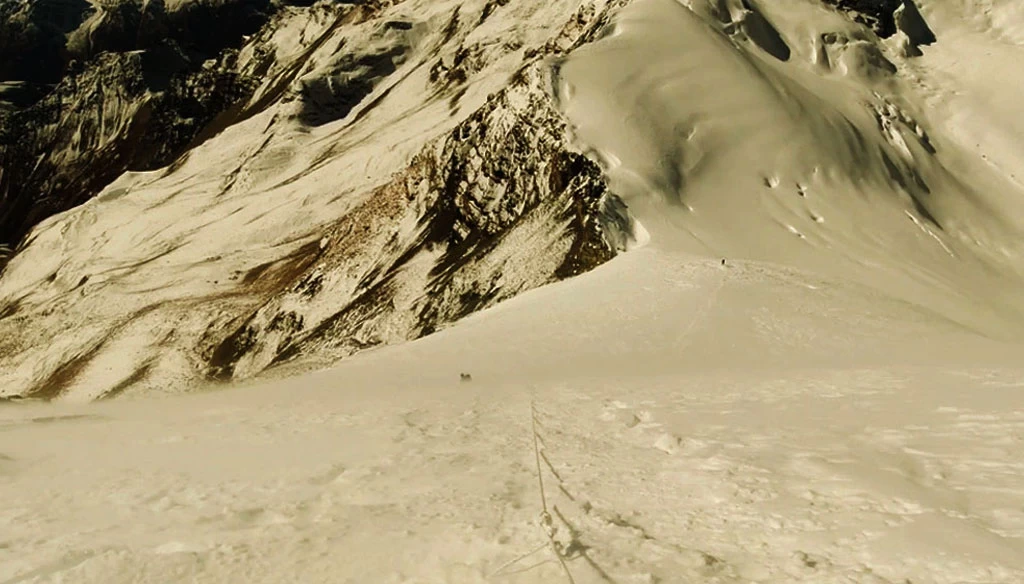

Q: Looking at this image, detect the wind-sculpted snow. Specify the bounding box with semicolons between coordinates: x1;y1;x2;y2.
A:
557;0;1024;338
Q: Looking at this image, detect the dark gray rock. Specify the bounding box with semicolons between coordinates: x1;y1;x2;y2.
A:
0;0;282;250
821;0;902;37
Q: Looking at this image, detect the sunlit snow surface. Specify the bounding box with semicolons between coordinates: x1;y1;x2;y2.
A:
3;0;1024;581
2;251;1023;583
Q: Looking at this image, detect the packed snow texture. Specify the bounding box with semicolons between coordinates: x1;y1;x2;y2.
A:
2;0;1024;581
2;252;1023;583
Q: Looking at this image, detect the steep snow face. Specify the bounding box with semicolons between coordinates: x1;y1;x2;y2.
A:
557;0;1024;337
0;0;642;400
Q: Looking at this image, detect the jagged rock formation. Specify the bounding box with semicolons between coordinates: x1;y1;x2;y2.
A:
891;0;936;56
0;0;93;86
204;61;635;382
0;0;299;248
821;0;902;36
821;0;935;45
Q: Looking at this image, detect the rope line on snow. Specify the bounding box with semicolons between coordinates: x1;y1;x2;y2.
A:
531;399;578;584
488;400;574;582
532;400;549;514
487;543;548;579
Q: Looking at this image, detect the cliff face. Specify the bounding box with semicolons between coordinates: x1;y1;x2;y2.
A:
0;0;330;249
820;0;936;46
821;0;901;36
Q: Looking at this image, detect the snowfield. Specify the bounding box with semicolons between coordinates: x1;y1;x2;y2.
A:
2;250;1023;583
3;0;1024;581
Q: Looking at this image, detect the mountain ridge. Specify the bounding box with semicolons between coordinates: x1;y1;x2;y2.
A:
2;0;1024;400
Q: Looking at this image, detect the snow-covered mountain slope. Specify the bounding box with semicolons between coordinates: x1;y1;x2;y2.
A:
1;0;1023;403
6;0;1024;401
557;0;1024;336
0;0;644;400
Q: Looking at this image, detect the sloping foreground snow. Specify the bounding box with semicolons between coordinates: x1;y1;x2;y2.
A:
1;249;1023;583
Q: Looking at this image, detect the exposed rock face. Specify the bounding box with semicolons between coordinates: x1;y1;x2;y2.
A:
204;61;634;381
199;0;640;381
0;0;94;86
821;0;903;37
805;0;937;83
892;0;936;56
0;0;304;248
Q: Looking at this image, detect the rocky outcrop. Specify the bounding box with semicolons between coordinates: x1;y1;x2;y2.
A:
0;0;94;85
202;61;636;381
822;0;902;37
821;0;934;46
891;0;936;56
0;0;325;249
201;0;641;381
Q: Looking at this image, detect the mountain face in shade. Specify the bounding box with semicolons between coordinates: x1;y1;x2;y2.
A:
0;0;283;248
822;0;901;36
